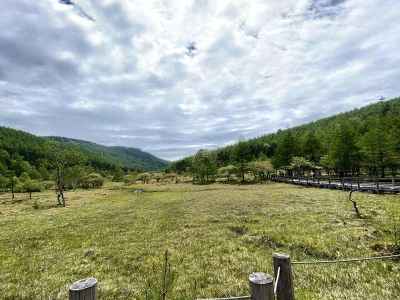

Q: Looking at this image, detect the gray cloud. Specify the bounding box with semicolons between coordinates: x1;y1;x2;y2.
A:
0;0;399;160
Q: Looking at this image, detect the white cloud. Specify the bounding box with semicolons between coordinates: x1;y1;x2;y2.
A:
0;0;399;160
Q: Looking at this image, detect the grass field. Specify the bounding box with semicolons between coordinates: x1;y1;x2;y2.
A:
0;183;399;299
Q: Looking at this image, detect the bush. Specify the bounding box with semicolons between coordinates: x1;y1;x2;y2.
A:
80;173;104;189
42;181;55;190
136;172;151;184
123;174;137;185
23;179;43;199
0;175;8;192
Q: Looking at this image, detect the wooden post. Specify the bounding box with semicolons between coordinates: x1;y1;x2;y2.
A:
249;272;274;300
273;253;294;300
69;278;97;300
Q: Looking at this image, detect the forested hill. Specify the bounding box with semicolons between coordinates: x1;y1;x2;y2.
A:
47;137;168;171
170;97;400;176
0;126;168;180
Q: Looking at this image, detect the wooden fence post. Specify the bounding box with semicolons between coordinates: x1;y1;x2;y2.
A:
249;272;274;300
273;253;294;300
69;277;97;300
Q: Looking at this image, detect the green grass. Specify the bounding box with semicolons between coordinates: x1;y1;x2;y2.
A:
0;183;399;299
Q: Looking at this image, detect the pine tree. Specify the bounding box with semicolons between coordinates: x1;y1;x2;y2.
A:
272;132;298;169
328;122;360;176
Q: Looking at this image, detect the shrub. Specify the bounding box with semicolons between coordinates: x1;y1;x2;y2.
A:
23;179;43;199
42;181;55;190
80;173;104;189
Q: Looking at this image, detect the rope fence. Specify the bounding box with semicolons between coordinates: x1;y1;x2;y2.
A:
291;253;400;265
68;252;400;300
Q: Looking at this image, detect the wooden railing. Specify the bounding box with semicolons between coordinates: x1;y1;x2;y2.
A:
270;175;400;194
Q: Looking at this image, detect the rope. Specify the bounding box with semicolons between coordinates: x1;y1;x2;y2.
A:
274;266;280;295
292;254;400;265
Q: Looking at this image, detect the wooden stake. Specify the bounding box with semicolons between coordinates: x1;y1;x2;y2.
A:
249;272;274;300
69;277;97;300
273;253;294;300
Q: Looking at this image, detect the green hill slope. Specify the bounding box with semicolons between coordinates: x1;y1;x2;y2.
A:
47;137;168;171
171;97;400;175
0;127;168;181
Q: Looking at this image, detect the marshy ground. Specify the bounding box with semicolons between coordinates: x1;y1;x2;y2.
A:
0;183;399;299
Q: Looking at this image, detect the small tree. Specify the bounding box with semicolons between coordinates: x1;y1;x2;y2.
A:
136;172;151;184
23;179;43;200
64;165;86;189
48;143;85;207
112;167;125;182
328;123;360;177
247;160;274;182
301;131;322;163
151;172;164;183
192;150;216;184
289;156;313;176
360;119;396;178
272;132;298;170
232;141;253;183
6;171;17;200
124;173;138;185
80;173;104;189
217;165;238;183
320;154;335;175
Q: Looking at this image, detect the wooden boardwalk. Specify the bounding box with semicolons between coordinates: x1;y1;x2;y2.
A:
271;176;400;194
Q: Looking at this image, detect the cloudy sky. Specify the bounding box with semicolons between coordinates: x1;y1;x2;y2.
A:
1;0;399;160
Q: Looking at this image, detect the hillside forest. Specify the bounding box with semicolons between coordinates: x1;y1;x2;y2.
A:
0;127;168;205
169;97;400;184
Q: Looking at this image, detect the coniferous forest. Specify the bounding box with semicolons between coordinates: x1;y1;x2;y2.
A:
169;97;400;182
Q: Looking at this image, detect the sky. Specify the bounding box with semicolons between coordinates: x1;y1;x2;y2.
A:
1;0;400;160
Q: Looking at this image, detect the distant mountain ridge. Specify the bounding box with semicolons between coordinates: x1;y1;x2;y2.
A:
0;126;168;174
47;136;168;171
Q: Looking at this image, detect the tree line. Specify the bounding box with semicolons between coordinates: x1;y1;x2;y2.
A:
169;98;400;183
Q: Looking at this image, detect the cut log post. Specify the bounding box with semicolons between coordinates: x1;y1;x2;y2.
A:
249;272;274;300
69;277;97;300
273;253;294;300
